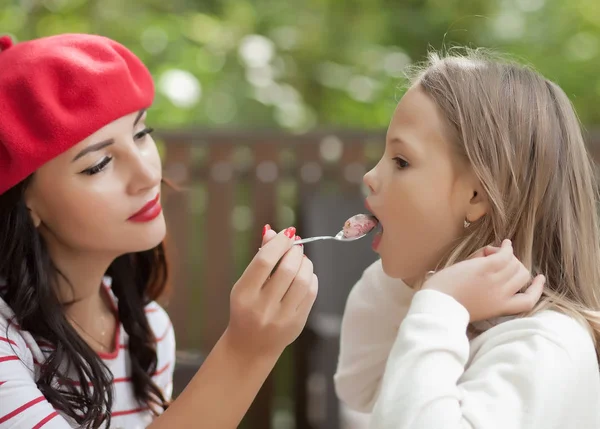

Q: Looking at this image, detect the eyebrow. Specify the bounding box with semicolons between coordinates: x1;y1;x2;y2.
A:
72;110;147;162
389;136;411;149
134;109;146;126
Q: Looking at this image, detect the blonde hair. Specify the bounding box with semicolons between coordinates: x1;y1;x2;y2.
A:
411;48;600;360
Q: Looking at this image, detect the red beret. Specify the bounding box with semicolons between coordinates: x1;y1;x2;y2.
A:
0;33;154;195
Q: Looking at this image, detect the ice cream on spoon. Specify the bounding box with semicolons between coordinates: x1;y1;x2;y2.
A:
293;213;379;245
342;213;379;239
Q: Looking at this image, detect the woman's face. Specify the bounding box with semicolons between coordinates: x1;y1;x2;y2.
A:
25;110;165;259
363;85;485;284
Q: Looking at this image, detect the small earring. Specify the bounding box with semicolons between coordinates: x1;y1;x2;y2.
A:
464;219;471;229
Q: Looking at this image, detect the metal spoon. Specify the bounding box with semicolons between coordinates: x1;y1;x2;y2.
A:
293;214;378;245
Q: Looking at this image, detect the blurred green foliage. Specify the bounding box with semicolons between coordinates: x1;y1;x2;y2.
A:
2;0;600;130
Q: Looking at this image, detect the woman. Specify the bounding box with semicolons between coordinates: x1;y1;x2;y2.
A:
0;33;317;428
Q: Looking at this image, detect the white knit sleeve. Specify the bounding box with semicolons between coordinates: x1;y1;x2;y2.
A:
334;260;415;412
370;289;598;429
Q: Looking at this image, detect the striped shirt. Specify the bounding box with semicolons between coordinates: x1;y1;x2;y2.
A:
0;278;176;428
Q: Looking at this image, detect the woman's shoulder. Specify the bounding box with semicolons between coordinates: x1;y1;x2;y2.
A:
0;295;40;369
143;301;176;359
102;276;175;349
144;301;173;339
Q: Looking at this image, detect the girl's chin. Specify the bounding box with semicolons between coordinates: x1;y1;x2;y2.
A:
379;255;424;287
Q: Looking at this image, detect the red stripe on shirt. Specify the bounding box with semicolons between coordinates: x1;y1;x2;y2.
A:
36;341;54;349
0;336;18;348
32;411;59;429
155;322;172;342
0;381;6;387
111;406;148;417
0;396;45;424
0;355;19;363
154;361;171;377
63;360;172;386
7;317;20;328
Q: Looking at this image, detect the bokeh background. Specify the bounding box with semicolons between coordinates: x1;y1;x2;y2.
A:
3;0;600;428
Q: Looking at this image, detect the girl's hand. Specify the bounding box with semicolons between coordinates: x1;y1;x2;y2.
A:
225;226;318;358
422;239;545;322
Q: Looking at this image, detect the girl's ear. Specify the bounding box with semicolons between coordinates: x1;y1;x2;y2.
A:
465;184;490;223
464;173;489;224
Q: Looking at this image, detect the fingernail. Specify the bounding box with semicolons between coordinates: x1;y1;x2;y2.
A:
284;227;296;238
262;224;271;238
295;236;303;247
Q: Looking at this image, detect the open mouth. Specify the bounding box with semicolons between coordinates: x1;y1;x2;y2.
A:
364;202;383;250
363;201;382;232
372;224;383;250
371;215;383;234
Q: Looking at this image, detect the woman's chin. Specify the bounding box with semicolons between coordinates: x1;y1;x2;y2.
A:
128;219;167;252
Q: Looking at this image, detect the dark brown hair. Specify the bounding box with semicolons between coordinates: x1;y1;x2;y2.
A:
0;176;171;427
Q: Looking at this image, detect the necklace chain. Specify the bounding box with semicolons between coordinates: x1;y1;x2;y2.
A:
67;314;113;352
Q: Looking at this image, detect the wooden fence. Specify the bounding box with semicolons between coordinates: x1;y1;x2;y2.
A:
159;128;600;429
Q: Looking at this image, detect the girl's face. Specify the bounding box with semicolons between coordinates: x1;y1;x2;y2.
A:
25;110;165;259
364;85;487;284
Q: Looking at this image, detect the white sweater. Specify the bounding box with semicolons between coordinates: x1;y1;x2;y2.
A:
334;260;600;429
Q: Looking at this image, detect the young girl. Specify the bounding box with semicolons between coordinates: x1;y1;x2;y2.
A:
334;49;600;428
0;34;317;428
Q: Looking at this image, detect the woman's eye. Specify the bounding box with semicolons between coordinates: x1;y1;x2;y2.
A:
393;157;409;169
134;127;154;140
81;156;113;175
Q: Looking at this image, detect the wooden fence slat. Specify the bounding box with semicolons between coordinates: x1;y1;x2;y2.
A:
339;140;366;194
163;142;191;349
293;140;322;429
244;142;281;429
296;141;323;201
202;143;236;352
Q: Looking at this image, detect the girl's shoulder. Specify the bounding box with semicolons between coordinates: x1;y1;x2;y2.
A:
474;309;597;366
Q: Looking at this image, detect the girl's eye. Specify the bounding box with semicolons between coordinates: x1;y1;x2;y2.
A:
393;157;409;169
134;127;154;140
81;156;113;175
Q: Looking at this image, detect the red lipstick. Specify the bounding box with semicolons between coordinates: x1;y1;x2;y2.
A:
128;193;162;223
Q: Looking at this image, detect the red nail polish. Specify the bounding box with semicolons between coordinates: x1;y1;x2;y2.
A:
295;235;303;246
262;224;271;238
284;227;296;238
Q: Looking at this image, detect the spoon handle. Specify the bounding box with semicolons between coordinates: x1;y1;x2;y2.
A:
293;236;335;245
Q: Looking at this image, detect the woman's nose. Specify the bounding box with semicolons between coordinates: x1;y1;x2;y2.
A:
127;150;162;195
